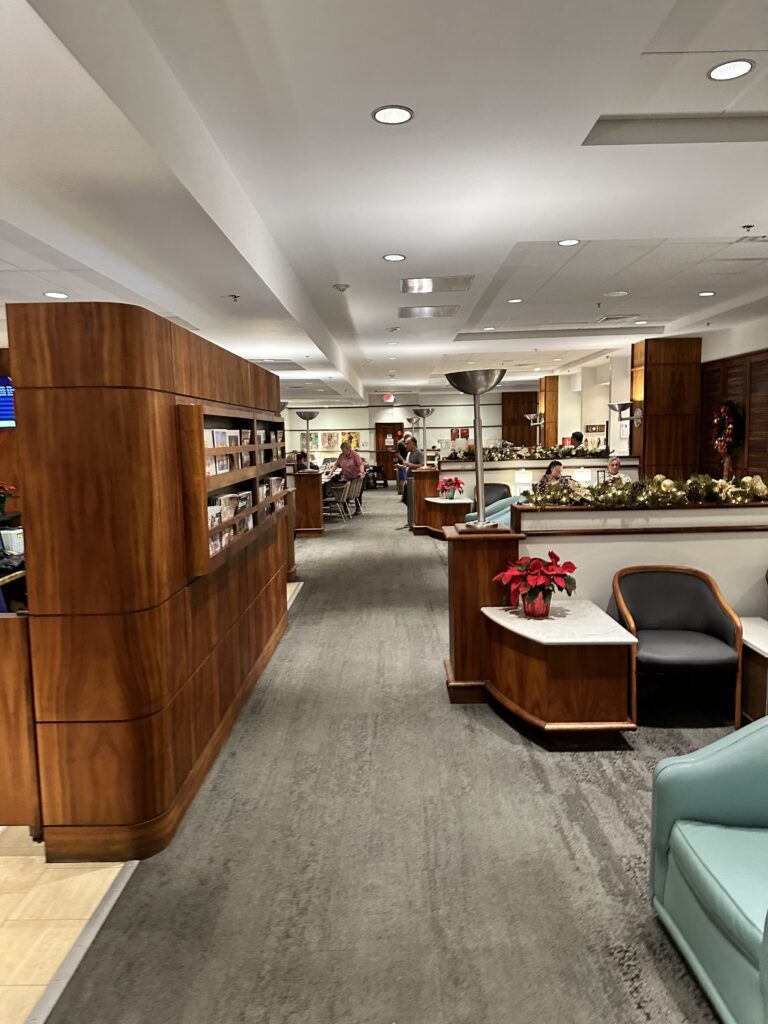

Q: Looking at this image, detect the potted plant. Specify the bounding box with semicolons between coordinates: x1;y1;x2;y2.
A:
0;482;17;516
437;476;465;500
493;550;577;619
712;401;743;481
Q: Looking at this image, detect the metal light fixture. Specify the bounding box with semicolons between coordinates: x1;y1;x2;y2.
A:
295;409;320;465
280;401;289;412
608;401;642;428
412;407;434;463
445;369;506;528
524;411;545;447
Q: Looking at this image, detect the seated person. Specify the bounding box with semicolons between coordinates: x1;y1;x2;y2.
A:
295;450;318;471
570;430;585;449
606;456;630;484
331;441;365;481
537;459;568;492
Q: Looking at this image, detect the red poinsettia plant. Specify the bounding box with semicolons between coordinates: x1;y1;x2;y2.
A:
0;482;17;500
437;476;465;496
493;550;577;617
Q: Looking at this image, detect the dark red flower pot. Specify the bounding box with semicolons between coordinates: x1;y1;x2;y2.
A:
523;591;551;619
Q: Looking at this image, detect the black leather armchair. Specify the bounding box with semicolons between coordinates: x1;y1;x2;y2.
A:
611;566;742;726
472;482;511;512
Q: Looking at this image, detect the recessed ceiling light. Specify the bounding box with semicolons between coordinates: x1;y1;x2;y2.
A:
44;291;68;299
558;239;580;247
604;290;628;297
698;290;716;297
383;253;406;262
467;361;476;364
386;326;400;333
708;60;754;82
389;357;398;361
553;357;562;362
507;298;523;304
635;320;648;325
372;105;414;125
482;326;496;332
534;366;541;371
387;341;398;346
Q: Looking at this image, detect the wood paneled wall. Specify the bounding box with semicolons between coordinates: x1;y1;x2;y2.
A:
699;348;768;478
538;377;559;447
6;302;287;861
501;391;538;445
0;348;20;512
631;337;702;478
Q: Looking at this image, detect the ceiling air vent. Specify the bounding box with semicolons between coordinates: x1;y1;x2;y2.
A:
399;305;461;318
252;359;306;372
595;314;640;325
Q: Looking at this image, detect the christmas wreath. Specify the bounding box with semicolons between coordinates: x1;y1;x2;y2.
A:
712;401;743;456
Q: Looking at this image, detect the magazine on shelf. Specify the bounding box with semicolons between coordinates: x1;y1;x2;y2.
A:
239;451;252;469
240;428;252;445
213;429;228;448
208;535;222;557
215;493;241;521
203;428;215;449
257;429;267;443
207;506;222;529
277;429;285;443
245;514;254;531
216;454;231;474
258;482;268;501
226;430;240;448
236;490;251;512
205;455;217;476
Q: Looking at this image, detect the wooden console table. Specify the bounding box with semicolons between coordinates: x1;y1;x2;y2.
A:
482;600;637;731
742;618;768;724
293;470;324;537
419;496;472;538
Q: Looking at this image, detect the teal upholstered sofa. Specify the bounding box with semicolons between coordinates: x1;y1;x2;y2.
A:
651;717;768;1024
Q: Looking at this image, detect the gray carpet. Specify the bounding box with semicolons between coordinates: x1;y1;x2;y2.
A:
48;489;724;1024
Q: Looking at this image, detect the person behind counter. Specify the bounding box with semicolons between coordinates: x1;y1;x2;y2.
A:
296;450;318;471
537;459;568;493
606;456;630;484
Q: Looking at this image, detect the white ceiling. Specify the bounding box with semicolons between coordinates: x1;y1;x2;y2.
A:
1;0;767;403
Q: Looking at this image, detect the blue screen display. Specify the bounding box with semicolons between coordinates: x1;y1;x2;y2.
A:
0;376;15;427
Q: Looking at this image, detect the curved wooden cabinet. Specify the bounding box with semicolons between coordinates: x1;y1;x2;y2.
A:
6;302;289;861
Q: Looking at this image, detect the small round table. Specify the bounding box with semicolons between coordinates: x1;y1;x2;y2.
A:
421;496;473;538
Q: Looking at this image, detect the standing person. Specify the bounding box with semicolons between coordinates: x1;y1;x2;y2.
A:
396;432;412;494
394;435;424;526
331;441;365;482
570;431;585;449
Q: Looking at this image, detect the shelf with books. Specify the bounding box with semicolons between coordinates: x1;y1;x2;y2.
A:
178;401;288;576
207;504;287;573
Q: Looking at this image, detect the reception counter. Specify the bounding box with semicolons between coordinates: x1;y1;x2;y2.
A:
439;457;640;496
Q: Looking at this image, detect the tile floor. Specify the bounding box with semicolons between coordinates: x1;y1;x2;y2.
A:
0;827;123;1024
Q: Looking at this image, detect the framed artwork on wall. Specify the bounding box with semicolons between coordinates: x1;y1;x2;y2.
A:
321;431;340;450
341;430;361;449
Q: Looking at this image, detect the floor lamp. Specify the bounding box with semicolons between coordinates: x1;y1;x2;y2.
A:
524;412;545;447
445;369;507;528
295;409;319;465
412;407;434;463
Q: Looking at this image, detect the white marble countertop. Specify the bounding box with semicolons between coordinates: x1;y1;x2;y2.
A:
426;496;472;504
482;600;638;647
742;617;768;658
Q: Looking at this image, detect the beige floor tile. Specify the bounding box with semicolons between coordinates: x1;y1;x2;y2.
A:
0;920;83;985
0;985;45;1024
0;894;25;927
10;863;121;922
0;859;47;896
0;828;42;858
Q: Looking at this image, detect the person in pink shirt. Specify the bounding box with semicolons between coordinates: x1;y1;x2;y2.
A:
331;441;365;481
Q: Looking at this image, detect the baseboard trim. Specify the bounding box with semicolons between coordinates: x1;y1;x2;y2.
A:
444;658;488;704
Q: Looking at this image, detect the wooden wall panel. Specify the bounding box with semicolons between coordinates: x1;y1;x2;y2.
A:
0;616;40;826
29;591;188;722
501;391;537;445
538;376;559;447
17;387;186;614
698;348;768;477
633;337;701;478
170;324;279;412
294;471;324;535
7;303;174;391
37;568;286;828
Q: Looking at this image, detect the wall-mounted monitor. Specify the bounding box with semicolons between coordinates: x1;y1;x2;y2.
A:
0;376;15;427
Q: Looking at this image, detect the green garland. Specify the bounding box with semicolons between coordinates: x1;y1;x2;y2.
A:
448;442;610;462
523;472;768;510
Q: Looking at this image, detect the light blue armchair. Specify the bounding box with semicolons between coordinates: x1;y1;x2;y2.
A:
651;717;768;1024
463;494;527;525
